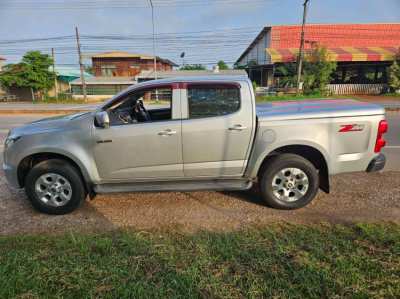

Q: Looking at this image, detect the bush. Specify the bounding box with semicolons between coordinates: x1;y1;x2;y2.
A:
302;46;337;95
389;57;400;93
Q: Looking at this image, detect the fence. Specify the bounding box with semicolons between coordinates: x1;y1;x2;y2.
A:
326;84;388;95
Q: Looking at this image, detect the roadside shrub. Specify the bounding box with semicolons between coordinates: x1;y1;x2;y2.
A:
389;50;400;93
302;45;337;95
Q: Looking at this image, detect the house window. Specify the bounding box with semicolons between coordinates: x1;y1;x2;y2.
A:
101;65;116;77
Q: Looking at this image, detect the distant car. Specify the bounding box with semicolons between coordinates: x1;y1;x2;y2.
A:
3;76;388;214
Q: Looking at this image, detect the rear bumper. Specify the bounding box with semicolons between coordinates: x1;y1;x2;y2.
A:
366;153;386;172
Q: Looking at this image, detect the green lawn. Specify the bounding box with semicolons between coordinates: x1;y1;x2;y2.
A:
34;98;87;104
256;93;332;102
1;223;399;298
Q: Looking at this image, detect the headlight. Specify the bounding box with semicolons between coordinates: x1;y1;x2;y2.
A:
4;136;21;149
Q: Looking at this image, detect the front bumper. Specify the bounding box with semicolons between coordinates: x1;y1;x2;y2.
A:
366;153;386;172
3;162;21;189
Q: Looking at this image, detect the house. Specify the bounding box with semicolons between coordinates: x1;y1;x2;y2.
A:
236;23;400;93
70;69;247;101
48;66;92;97
91;51;178;77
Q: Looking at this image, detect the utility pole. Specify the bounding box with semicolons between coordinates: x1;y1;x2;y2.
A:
296;0;310;94
75;26;87;102
149;0;157;80
51;48;58;100
149;0;159;102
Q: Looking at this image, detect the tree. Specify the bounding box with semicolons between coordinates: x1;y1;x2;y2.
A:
180;64;206;71
275;63;297;88
389;49;400;93
302;45;337;94
217;60;229;70
0;51;54;99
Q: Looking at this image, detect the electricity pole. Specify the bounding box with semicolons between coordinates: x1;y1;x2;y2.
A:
51;48;59;100
149;0;157;81
296;0;310;94
75;26;87;102
149;0;159;102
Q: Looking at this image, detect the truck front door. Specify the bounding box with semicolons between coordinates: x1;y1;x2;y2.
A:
93;84;183;181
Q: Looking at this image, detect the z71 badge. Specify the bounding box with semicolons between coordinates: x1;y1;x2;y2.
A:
339;124;365;132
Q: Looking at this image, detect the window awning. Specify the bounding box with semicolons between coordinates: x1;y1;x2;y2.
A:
266;47;399;63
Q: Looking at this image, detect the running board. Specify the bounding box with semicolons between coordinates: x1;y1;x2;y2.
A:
94;179;253;194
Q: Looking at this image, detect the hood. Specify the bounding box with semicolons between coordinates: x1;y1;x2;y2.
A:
9;112;92;138
256;99;385;121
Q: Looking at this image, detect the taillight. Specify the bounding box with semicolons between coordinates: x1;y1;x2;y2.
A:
374;120;388;153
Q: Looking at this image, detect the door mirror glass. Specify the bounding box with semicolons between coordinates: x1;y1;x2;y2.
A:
95;111;110;129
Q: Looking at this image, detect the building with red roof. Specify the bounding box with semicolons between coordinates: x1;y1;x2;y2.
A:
236;23;400;91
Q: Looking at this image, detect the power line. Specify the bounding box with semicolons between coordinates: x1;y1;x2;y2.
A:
2;0;274;10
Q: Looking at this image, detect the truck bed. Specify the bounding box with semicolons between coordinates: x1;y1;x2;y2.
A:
256;99;385;121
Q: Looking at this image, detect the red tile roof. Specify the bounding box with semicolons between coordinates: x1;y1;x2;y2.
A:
237;23;400;64
271;23;400;49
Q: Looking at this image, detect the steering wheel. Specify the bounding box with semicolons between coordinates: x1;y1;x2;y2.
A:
134;100;151;122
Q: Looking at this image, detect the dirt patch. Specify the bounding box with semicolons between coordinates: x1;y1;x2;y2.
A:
0;172;399;235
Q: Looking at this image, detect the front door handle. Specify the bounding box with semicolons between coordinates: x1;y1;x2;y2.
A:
228;124;247;131
158;129;177;136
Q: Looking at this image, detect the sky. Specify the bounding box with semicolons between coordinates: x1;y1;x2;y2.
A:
0;0;399;68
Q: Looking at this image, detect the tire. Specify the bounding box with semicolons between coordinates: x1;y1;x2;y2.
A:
259;154;319;210
25;159;87;215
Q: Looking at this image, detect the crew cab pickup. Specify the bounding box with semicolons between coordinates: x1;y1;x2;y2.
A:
3;76;388;214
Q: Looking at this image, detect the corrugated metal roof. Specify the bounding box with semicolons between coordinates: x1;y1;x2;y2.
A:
270;23;400;49
53;66;92;78
71;76;136;85
71;70;248;85
138;69;247;78
92;51;153;59
91;51;178;66
236;23;400;64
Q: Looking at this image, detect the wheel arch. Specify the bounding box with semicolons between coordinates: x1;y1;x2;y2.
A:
17;152;92;193
257;144;330;193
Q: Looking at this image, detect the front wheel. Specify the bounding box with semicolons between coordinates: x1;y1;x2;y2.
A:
25;159;87;215
259;154;319;209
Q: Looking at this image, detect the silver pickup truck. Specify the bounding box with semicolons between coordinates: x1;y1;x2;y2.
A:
3;76;388;214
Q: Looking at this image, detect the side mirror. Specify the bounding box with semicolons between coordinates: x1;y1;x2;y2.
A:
95;111;110;129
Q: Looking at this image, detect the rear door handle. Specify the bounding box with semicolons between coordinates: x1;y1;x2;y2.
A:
228;124;247;131
158;129;177;136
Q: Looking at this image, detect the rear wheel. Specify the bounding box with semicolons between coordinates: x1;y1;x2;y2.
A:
25;159;87;215
259;154;319;209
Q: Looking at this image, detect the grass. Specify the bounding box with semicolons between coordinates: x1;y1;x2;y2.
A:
382;92;400;98
0;223;399;298
33;98;87;104
256;93;332;102
32;99;170;105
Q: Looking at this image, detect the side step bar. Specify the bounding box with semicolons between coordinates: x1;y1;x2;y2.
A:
94;179;253;194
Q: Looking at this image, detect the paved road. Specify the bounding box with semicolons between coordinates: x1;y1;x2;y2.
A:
0;102;100;111
0;113;398;170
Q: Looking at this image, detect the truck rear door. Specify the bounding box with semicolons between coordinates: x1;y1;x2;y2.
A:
181;81;254;178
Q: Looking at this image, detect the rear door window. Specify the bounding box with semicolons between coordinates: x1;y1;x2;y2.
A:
187;85;241;119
